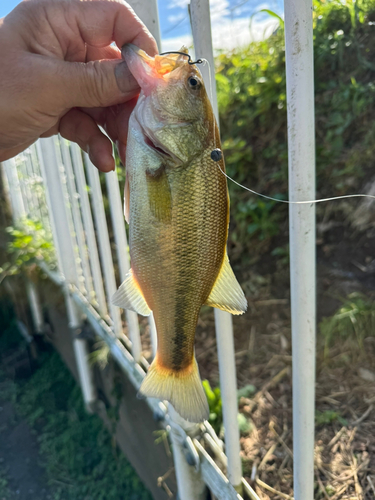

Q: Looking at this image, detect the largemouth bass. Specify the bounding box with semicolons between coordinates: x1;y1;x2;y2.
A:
113;45;247;422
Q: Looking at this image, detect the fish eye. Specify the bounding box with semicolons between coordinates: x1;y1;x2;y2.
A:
188;76;200;89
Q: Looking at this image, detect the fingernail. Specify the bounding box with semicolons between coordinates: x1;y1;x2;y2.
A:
115;61;139;94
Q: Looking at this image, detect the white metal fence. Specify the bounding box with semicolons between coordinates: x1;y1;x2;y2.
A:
2;0;317;499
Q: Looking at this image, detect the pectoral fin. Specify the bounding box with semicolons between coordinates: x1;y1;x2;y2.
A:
146;166;172;223
204;252;247;315
112;269;151;316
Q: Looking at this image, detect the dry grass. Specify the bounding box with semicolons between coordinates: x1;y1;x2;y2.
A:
195;298;375;500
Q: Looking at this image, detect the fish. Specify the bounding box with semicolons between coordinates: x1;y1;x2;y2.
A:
112;45;247;422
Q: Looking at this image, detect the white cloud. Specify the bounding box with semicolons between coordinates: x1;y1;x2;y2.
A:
167;0;189;8
162;14;279;53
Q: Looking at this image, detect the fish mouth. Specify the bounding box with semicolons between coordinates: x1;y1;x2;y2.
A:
122;44;188;96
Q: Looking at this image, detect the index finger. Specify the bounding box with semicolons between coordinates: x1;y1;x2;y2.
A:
7;0;158;57
71;0;158;56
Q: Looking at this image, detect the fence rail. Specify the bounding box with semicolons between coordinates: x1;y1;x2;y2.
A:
1;0;317;499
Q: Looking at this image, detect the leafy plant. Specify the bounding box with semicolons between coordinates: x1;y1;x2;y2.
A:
319;292;375;353
203;380;256;436
0;218;55;284
202;379;223;434
315;409;347;426
216;0;375;258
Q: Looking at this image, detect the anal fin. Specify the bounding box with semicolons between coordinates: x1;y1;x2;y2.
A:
204;251;247;315
112;269;151;316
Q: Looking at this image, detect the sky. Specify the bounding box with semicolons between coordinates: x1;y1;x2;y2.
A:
0;0;283;51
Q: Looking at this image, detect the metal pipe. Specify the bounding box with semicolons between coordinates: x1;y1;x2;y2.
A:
284;2;316;500
83;154;123;337
126;0;160;357
2;158;25;220
127;0;161;49
26;281;44;333
167;407;208;500
148;313;157;357
60;138;94;298
38;138;96;407
105;170;143;361
70;143;108;316
3;158;45;335
190;0;243;492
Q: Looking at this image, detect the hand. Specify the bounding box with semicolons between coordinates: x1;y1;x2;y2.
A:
0;0;158;171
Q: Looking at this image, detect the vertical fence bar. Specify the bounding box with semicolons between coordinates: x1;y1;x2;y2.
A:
60;138;94;299
105;171;143;361
83;154;123;337
26;281;44;333
123;2;207;497
284;2;316;500
148;313;157;357
30;144;52;234
168;407;208;500
3;158;25;219
3;158;45;335
38;138;96;408
127;0;161;49
70;143;108;317
190;0;243;492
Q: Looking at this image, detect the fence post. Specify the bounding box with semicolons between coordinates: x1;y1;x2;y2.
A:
37;138;96;409
83;154;124;338
60;138;94;299
190;0;243;493
70;143;108;317
284;2;316;499
127;0;161;49
105;170;143;361
168;407;208;500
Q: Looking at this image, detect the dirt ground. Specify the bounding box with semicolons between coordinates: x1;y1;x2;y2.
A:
192;219;375;499
133;212;375;499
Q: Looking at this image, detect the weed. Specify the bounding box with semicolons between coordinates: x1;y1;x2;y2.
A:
315;410;347;427
319;292;375;354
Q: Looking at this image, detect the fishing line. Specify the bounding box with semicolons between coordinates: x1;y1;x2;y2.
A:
163;52;375;205
216;164;375;205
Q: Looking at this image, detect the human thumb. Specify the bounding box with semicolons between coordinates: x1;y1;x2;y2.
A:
57;58;140;109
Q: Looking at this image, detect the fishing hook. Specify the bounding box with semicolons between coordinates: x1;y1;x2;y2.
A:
159;51;203;65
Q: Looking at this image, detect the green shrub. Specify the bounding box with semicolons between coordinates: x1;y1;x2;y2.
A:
216;0;375;255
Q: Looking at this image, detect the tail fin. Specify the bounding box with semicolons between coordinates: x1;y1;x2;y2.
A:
139;356;209;423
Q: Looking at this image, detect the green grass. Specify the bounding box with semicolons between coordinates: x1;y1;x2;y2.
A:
0;316;152;500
